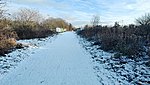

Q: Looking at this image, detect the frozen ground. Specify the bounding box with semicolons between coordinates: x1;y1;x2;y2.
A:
0;32;100;85
0;35;57;79
1;32;149;85
78;36;150;85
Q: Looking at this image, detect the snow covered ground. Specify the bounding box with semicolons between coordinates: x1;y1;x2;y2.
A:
1;31;149;85
0;35;57;79
0;32;100;85
78;36;150;85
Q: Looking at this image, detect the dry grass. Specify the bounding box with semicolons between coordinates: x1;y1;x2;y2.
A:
0;28;17;56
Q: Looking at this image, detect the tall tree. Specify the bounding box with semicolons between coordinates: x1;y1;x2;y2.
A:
91;15;100;27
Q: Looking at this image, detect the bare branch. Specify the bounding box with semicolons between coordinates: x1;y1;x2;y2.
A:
136;13;150;25
12;8;43;23
91;15;100;27
0;0;7;19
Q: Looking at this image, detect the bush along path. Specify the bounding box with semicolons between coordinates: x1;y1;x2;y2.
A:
77;27;150;85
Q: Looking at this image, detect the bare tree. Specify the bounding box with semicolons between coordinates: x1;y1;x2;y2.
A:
136;13;150;25
91;15;100;27
12;8;43;23
0;0;7;19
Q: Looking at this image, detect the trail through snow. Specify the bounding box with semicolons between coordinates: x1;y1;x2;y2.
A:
0;32;100;85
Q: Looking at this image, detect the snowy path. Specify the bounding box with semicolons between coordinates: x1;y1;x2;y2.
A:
0;32;100;85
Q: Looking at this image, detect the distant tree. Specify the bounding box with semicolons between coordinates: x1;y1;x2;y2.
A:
91;15;100;27
42;17;54;29
113;22;120;28
68;23;73;31
136;13;150;25
0;0;10;29
135;13;150;40
12;8;43;23
84;24;89;29
42;17;70;30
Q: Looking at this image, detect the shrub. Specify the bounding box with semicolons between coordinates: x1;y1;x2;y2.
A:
77;24;149;58
0;28;18;55
12;21;55;39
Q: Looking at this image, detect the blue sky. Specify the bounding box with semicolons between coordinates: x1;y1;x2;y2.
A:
9;0;150;27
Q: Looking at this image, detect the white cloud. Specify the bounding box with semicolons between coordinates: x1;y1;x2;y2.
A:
15;0;45;3
93;0;150;25
9;0;150;27
126;0;150;11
